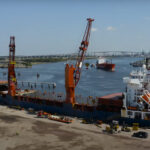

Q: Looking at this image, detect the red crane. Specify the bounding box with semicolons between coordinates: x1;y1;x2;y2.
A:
8;36;17;96
65;18;94;104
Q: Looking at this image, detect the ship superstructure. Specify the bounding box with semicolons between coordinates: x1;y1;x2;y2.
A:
121;58;150;122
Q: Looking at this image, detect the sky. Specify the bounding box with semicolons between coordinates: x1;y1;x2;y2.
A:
0;0;150;56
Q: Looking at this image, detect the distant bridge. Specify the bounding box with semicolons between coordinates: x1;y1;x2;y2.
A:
0;51;148;59
87;51;146;57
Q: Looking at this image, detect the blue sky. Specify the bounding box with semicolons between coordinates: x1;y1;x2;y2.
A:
0;0;150;55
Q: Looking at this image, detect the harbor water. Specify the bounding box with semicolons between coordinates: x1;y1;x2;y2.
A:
0;57;143;98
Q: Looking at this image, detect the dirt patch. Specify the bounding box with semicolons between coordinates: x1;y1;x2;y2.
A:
6;144;56;150
0;115;20;123
0;127;7;136
50;128;79;141
32;121;60;134
32;121;80;141
84;145;103;150
6;144;30;150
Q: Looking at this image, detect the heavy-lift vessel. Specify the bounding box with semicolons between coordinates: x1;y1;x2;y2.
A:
0;19;123;122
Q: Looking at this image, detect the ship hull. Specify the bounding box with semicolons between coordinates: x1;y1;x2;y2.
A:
0;95;120;121
1;95;150;126
119;117;150;127
96;63;115;71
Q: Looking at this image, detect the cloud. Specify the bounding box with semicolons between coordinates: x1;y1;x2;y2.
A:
91;27;98;32
106;26;116;31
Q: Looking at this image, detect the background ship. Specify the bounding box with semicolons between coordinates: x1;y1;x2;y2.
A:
96;57;115;71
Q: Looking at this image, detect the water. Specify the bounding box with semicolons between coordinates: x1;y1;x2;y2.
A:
0;57;143;97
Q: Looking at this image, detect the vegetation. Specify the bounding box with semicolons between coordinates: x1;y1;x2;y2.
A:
23;57;68;63
21;61;32;67
0;55;96;68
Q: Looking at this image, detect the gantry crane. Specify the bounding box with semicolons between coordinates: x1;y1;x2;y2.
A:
65;18;94;104
8;36;17;96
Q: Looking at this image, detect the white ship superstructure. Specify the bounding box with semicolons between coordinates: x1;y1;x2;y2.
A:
121;63;150;120
96;57;106;64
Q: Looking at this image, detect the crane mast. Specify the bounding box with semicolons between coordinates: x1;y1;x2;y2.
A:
8;36;17;96
65;18;94;104
74;18;94;86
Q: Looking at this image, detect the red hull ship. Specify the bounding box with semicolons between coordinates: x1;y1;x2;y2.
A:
96;57;115;71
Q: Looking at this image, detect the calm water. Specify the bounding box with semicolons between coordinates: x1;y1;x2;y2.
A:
0;57;143;97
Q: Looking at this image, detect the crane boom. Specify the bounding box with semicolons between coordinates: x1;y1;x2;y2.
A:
8;36;17;96
74;18;94;86
65;18;94;104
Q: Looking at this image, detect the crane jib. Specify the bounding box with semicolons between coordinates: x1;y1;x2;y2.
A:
65;18;94;104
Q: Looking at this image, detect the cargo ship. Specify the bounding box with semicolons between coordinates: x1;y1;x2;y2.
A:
0;83;123;121
96;57;115;71
0;18;123;123
1;18;150;127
